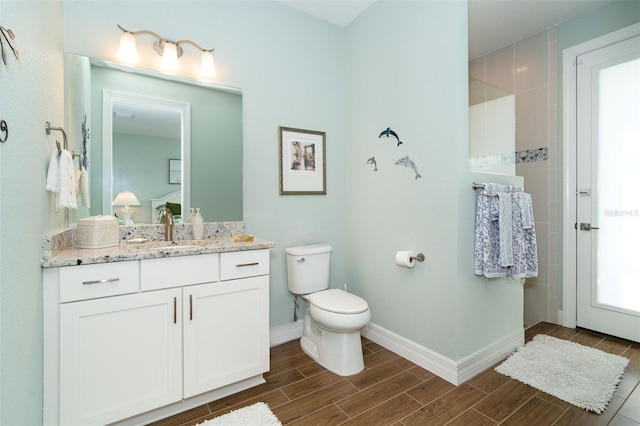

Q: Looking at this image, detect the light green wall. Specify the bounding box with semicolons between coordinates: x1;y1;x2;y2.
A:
344;1;524;361
0;2;64;424
559;1;640;51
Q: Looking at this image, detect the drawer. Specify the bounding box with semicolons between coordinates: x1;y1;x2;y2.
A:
59;261;139;303
221;249;269;281
141;253;219;291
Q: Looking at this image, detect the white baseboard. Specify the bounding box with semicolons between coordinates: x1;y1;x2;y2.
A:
362;323;523;385
455;329;524;384
269;320;304;347
271;320;523;385
362;323;459;384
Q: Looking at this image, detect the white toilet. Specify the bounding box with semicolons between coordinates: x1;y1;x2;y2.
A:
286;244;371;376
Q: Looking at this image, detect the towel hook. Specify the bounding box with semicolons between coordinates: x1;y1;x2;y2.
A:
45;121;68;152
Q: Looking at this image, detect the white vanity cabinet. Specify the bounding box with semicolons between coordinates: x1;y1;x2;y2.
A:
44;249;270;426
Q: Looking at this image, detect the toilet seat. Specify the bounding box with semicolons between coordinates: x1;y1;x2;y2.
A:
308;289;368;314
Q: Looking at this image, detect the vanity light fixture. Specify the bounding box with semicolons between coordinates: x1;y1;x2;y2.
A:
117;24;217;77
112;190;141;225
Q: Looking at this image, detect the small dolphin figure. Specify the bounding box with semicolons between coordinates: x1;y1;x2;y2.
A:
379;127;402;146
395;155;422;180
367;156;378;171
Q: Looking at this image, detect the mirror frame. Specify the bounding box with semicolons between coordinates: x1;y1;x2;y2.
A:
102;89;191;219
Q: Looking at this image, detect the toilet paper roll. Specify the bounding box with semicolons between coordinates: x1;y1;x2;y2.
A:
395;251;416;268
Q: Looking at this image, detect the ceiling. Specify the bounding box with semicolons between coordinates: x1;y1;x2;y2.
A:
280;0;618;58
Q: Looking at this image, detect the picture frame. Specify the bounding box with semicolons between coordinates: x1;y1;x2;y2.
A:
168;159;181;184
279;126;326;195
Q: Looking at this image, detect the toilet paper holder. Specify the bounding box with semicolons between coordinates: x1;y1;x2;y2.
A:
411;253;425;262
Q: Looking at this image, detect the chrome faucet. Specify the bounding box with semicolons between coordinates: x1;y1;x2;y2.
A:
161;207;174;241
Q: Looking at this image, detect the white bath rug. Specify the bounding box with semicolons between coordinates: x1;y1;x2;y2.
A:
495;334;629;414
195;402;282;426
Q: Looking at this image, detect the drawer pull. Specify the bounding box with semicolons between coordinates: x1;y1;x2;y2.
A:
82;278;120;285
189;294;193;321
236;262;259;268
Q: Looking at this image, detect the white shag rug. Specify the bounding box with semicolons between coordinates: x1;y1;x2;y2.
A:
495;334;629;414
195;402;282;426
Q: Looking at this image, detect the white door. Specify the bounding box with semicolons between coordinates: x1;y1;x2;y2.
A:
576;35;640;342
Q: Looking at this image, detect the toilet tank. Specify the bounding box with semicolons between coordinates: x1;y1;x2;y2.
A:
285;244;332;295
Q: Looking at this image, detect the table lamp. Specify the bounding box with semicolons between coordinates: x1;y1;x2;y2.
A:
112;191;141;225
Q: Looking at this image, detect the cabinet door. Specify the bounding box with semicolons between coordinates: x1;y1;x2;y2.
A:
60;289;182;426
183;276;269;397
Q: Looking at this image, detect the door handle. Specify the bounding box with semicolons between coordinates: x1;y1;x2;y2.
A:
580;223;600;231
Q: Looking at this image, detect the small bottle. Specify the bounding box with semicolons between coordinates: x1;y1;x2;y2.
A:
188;208;195;223
192;208;204;240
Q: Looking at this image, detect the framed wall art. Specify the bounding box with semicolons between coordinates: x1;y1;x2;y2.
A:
279;126;326;195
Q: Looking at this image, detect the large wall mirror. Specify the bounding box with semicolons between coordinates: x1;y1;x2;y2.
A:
66;53;243;225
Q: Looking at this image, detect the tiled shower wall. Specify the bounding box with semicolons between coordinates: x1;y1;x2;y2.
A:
470;27;560;326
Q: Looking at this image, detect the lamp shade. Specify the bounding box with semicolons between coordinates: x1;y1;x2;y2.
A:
200;50;217;77
112;191;141;207
118;31;138;62
161;41;179;71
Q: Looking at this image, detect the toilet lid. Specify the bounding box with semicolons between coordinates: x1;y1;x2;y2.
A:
308;289;369;314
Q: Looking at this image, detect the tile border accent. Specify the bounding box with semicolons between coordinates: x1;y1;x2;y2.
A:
516;147;548;163
470;147;549;170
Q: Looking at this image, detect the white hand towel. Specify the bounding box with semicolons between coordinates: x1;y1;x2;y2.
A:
57;150;78;209
46;151;59;192
79;167;90;208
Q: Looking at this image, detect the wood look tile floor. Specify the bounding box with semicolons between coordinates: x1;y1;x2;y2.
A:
151;322;640;426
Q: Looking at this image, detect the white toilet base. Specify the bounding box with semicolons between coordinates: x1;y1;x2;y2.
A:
300;312;365;376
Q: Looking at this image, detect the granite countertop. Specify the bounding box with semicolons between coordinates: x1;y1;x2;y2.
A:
41;222;274;268
42;238;275;268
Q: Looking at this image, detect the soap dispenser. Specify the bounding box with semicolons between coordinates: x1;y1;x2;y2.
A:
188;208;196;223
192;208;204;240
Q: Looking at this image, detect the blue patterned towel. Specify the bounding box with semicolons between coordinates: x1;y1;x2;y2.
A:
474;183;538;279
